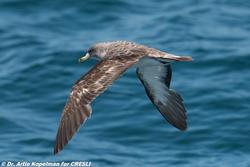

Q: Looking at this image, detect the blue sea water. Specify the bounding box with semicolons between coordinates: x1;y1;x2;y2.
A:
0;0;250;166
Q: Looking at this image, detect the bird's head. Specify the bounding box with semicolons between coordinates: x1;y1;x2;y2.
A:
79;43;109;63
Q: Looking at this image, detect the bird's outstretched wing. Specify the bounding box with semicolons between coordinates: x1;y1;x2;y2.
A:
54;59;129;154
136;56;187;131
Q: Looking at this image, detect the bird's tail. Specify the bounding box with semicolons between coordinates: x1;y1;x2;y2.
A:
164;53;193;62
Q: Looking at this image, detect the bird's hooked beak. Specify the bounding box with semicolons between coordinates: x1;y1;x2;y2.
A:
79;52;90;63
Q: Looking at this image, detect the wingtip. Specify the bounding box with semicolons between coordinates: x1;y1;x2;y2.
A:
53;146;59;155
53;134;64;155
179;125;188;131
175;121;188;131
53;150;58;155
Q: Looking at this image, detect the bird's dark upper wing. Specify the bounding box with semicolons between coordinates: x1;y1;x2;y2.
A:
136;56;187;131
54;59;129;154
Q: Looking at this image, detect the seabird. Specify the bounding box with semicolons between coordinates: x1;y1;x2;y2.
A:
54;41;192;154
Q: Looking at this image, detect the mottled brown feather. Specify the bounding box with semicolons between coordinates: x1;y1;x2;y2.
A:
54;59;133;154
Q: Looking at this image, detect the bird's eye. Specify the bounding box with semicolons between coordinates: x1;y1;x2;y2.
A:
88;48;94;54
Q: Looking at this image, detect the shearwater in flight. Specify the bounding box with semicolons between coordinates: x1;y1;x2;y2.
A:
54;41;192;154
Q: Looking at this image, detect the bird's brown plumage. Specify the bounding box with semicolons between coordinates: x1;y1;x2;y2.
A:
54;41;192;154
54;58;135;154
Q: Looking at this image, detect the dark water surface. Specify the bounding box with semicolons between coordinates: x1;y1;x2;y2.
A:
0;0;250;166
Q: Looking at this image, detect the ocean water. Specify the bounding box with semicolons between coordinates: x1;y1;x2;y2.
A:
0;0;250;166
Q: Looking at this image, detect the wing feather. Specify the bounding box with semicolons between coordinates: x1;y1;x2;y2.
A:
136;56;187;131
54;59;129;154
